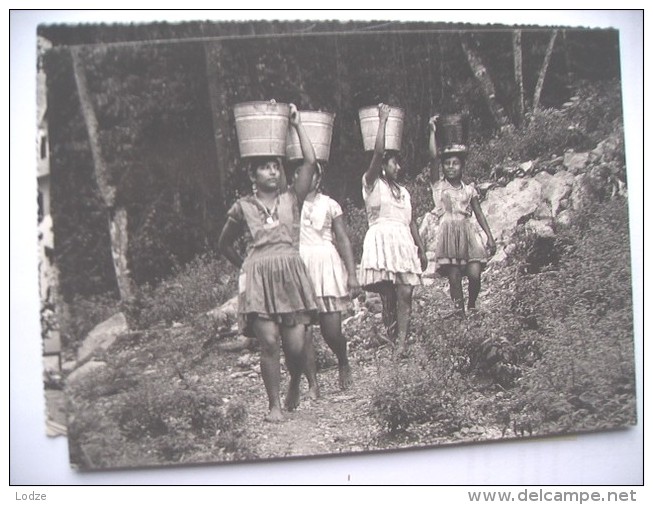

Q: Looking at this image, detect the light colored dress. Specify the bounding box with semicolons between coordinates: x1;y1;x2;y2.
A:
429;179;487;268
359;176;422;291
226;189;318;336
299;193;350;313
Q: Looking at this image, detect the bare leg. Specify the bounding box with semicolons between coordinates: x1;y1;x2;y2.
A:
395;284;414;356
252;317;284;422
465;262;483;310
319;311;352;390
302;326;320;400
280;323;307;412
446;265;466;317
378;282;398;343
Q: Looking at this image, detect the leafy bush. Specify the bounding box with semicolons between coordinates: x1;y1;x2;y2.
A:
128;253;237;328
67;362;254;469
464;79;623;182
370;345;469;435
498;197;636;435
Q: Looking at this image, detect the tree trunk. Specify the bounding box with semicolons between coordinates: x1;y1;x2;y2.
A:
71;47;133;301
203;40;230;204
108;207;132;301
512;30;525;125
460;36;510;128
533;30;559;113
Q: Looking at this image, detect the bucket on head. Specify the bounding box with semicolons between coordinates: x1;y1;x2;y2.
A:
286;111;336;162
358;105;405;151
234;101;290;157
437;114;468;154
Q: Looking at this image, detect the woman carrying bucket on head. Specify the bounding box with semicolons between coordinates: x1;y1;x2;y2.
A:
358;103;428;357
427;114;496;318
287;112;361;391
218;101;318;422
282;111;361;392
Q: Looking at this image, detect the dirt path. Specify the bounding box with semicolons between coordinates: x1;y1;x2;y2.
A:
211;345;385;459
207;282;460;460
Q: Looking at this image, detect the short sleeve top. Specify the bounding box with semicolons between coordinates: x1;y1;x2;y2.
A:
300;193;343;247
362;175;412;227
429;179;478;218
227;189;301;259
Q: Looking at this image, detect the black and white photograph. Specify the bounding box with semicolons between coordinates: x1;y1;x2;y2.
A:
11;10;643;484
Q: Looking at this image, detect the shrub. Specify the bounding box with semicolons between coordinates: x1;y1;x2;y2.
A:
67;363;254;469
128;252;237;328
370;345;469;435
493;197;636;436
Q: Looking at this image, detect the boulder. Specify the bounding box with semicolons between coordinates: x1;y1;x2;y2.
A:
206;295;238;327
481;178;543;244
66;360;107;386
563;151;590;174
571;166;614;210
526;219;555;238
537;170;575;216
76;312;128;363
555;209;575;228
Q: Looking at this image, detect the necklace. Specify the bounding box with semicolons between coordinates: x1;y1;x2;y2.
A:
253;193;279;224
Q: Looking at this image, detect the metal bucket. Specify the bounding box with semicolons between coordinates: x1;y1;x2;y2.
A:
286;111;336;162
437;114;467;148
233;101;290;157
358;105;405;151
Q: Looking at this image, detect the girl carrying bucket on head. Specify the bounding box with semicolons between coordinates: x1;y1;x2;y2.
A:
218;103;318;422
298;160;361;392
359;103;428;356
427;114;496;317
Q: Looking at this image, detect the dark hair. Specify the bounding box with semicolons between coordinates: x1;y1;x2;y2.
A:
440;151;467;165
382;150;401;165
247;156;282;178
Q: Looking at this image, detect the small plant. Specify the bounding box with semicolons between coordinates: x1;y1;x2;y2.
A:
128;252;237;328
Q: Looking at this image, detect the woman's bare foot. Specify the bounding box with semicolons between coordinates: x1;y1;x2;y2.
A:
338;364;353;390
307;384;320;401
284;377;301;411
264;407;285;423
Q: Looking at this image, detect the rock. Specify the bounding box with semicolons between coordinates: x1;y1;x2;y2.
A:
520;160;535;174
418;211;440;254
592;134;621;161
237;353;257;368
476;181;495;198
206;295;239;327
563;151;589;174
77;312;128;363
534;201;552;220
61;360;77;374
481;178;543;244
537;170;575;216
217;335;257;353
66;360;107;386
554;209;573;227
489;247;507;264
526;219;555;238
570;165;614;210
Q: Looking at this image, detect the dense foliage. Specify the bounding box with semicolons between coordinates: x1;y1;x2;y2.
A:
41;21;621;298
368;196;636;437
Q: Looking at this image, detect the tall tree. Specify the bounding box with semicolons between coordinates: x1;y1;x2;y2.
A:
512;29;525;124
533;30;559;112
204;40;230;205
71;47;133;301
460;34;510;128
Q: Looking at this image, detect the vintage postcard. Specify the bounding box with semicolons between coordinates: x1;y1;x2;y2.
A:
32;15;639;475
